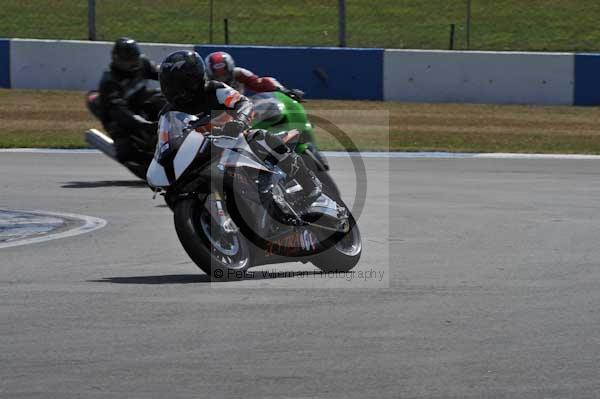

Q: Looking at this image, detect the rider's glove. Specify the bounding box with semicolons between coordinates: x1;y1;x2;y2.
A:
281;88;305;102
222;120;247;137
133;114;154;126
133;114;157;136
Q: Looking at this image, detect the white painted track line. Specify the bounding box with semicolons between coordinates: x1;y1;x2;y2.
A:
1;148;600;160
0;148;99;154
0;210;107;249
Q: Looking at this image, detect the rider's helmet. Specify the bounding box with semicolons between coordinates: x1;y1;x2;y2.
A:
205;52;235;84
111;37;143;75
159;50;206;106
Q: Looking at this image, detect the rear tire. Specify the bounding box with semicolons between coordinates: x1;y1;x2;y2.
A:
174;197;251;280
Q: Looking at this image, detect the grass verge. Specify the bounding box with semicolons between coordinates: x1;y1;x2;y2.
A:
2;89;600;153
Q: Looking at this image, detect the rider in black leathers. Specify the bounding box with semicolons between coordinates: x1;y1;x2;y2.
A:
158;50;321;209
96;37;163;176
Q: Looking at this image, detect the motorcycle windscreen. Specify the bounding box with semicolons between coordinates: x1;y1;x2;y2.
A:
147;111;205;187
218;136;272;172
250;93;284;125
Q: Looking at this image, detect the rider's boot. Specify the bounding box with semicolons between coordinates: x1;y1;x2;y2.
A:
248;129;322;213
278;153;322;212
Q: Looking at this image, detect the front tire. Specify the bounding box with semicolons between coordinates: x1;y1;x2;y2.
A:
312;212;362;272
174;197;251;280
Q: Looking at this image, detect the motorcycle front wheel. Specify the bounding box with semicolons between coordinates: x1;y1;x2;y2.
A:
173;197;251;280
311;211;362;272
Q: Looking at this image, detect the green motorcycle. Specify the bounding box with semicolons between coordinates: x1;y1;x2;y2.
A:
250;91;339;198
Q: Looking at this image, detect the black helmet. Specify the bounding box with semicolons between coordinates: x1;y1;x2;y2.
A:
159;50;206;106
111;37;142;74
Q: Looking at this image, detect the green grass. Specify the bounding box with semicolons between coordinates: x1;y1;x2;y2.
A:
0;131;87;148
1;1;600;51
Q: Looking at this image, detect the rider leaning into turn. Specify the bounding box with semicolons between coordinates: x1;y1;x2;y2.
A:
97;37;161;172
205;51;304;100
158;50;320;209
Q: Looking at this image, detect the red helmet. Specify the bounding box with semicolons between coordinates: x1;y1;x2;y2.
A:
205;51;235;83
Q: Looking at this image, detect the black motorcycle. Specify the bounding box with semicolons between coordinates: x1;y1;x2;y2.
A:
146;111;362;279
85;87;166;180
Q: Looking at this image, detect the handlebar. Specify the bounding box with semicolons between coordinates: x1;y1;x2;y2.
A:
282;88;305;102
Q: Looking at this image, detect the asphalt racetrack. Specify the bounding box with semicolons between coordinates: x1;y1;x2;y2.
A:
2;152;600;398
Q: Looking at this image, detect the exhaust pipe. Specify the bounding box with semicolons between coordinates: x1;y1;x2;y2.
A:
85;129;117;161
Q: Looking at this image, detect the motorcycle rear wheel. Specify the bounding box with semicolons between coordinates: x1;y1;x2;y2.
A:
174;197;251;280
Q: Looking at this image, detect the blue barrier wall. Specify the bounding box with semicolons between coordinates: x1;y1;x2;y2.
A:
195;45;384;100
0;39;10;88
574;54;600;106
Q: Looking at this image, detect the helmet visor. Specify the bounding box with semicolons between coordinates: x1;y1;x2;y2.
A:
210;62;230;81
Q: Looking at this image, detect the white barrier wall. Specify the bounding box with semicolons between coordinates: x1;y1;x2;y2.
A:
10;39;193;90
383;50;575;105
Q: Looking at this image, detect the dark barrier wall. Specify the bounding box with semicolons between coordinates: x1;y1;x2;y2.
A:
195;45;384;100
574;54;600;106
0;39;10;88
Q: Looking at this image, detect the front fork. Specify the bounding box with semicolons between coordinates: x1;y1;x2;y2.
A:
205;191;239;234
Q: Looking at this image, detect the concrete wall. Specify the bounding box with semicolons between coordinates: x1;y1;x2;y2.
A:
2;39;383;100
2;38;600;106
8;39;193;91
383;50;575;105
